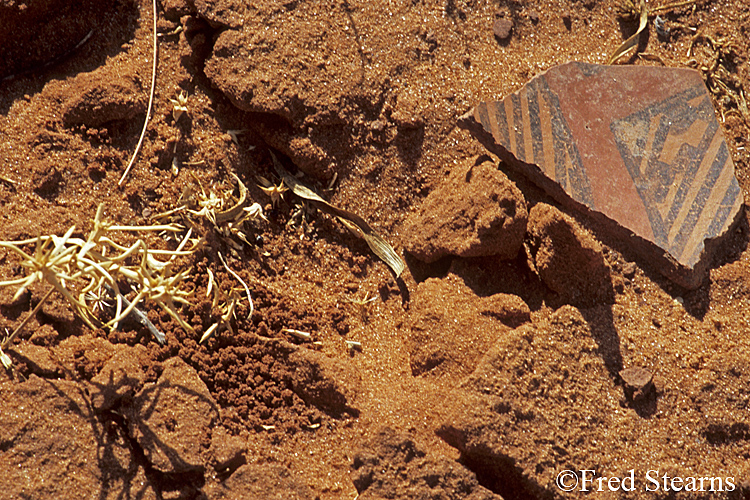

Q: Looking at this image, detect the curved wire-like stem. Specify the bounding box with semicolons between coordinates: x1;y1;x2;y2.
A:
118;0;158;186
1;287;55;352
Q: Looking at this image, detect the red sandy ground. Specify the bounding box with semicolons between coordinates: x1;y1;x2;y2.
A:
1;1;750;499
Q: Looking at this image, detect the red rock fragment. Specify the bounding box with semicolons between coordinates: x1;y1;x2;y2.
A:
493;18;513;40
407;274;528;382
351;427;501;500
526;203;614;306
459;62;744;288
402;157;528;263
205;464;314;500
129;357;219;473
59;68;146;128
620;366;654;401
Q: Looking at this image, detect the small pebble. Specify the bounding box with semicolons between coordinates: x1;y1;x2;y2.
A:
493;18;513;40
620;366;654;401
620;366;651;389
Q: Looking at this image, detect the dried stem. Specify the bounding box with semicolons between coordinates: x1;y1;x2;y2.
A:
118;0;158;186
1;287;55;351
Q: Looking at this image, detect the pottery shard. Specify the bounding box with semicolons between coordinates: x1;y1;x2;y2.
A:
526;203;614;306
129;357;219;473
459;62;744;288
403;157;528;262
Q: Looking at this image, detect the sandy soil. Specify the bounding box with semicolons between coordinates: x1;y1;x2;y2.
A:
1;0;750;499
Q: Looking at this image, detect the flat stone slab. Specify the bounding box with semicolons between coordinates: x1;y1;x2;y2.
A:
459;62;744;288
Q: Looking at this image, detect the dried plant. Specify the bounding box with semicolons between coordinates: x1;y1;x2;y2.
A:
270;151;405;277
343;290;378;323
615;0;641;19
0;204;199;364
257;175;289;207
170;90;189;122
158;173;266;248
152;174;263;342
198;252;254;344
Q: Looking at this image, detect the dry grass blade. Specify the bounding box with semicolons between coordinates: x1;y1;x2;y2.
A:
218;251;253;317
651;0;696;14
270;151;405;277
157;173;265;243
118;0;158;186
1;287;55;366
608;0;648;64
214;174;252;224
282;328;312;341
0;346;11;370
199;261;247;344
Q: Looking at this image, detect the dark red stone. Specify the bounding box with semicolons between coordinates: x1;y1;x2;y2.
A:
459;62;744;288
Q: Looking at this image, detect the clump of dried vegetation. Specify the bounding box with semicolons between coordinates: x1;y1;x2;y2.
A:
0;0;405;370
150;172;265;343
0;204;198;367
0;140;409;369
0;169;273;367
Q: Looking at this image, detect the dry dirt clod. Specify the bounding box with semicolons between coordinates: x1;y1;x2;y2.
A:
59;68;146;128
620;366;654;401
128;357;220;474
351;427;501;499
204;464;314;500
402;156;528;263
492;18;513;40
525;203;614;307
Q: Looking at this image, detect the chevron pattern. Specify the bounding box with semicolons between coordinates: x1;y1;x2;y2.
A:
463;62;743;272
